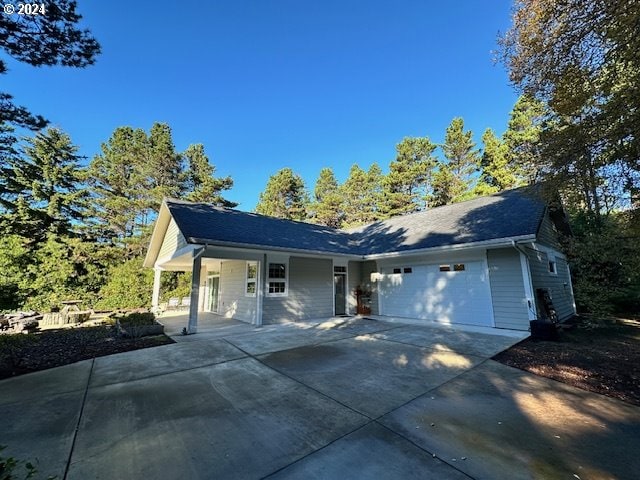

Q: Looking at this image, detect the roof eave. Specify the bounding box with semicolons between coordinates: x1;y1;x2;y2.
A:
186;236;363;259
361;234;538;260
143;200;173;268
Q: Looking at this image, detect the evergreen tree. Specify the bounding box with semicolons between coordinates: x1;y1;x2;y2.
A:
255;168;309;220
431;118;480;206
341;164;383;227
503;94;546;183
86;126;149;241
0;0;100;130
182;144;236;206
310;167;343;228
0;123;19;225
0;234;30;310
382;136;437;217
429;166;464;207
0;127;87;240
144;123;183;207
478;128;514;192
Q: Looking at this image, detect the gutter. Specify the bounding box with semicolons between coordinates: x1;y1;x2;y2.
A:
362;234;537;261
187;237;362;259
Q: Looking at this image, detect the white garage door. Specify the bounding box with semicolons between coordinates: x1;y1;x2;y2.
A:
378;261;494;327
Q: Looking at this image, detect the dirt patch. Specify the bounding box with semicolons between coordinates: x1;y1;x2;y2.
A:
493;321;640;406
0;326;174;380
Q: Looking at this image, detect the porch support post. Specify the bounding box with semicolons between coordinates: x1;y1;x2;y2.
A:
255;254;267;327
188;252;203;334
151;267;162;312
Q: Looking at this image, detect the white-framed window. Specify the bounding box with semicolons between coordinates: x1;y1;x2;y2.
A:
267;261;288;296
245;261;257;296
548;257;557;275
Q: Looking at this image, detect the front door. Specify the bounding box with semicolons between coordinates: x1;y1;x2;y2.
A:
334;274;346;315
207;275;220;313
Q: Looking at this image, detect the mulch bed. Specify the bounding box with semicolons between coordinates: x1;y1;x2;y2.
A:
493;320;640;406
0;326;174;380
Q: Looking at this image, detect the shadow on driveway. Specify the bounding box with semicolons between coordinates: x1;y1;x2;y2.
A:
1;317;638;479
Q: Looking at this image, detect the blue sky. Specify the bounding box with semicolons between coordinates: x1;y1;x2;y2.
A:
4;0;518;211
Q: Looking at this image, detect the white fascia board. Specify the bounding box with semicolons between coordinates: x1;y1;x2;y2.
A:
362;234;537;261
143;201;172;268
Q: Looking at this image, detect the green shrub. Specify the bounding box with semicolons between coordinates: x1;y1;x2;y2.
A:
95;258;154;310
0;444;57;479
118;312;156;326
567;212;640;316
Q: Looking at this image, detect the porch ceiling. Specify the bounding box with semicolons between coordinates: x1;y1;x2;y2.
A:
157;253;221;273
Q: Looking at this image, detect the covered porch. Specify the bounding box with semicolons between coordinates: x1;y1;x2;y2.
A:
150;245;269;334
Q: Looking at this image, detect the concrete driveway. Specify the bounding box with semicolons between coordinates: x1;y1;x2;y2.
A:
1;316;639;479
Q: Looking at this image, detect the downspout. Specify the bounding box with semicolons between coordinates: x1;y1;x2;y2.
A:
511;240;537;321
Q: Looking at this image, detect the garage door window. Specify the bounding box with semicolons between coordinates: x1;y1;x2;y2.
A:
439;265;451;272
453;263;465;272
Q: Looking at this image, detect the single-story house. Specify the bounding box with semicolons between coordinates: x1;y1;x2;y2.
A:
143;186;576;333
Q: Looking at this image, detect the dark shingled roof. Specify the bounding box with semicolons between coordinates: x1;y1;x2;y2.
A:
165;186;546;257
165;201;358;255
347;187;546;255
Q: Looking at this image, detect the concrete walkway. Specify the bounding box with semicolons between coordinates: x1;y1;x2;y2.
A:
1;316;639;479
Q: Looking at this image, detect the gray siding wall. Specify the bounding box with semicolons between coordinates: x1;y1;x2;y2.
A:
537;211;561;249
487;248;530;330
360;260;379;315
525;245;575;321
158;219;187;260
219;260;256;323
263;256;333;323
347;261;362;315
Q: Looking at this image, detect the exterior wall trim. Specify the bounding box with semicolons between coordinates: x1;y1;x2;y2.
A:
519;251;537;321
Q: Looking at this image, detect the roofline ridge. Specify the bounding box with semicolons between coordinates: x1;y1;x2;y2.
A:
342;186;535;232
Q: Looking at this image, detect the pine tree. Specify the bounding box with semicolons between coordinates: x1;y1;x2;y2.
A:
1;0;100;130
431;118;480;206
341;164;383;227
0;127;87;240
86;126;149;241
182;144;236;206
311;167;343;228
382;136;436;217
478;128;514;192
255;168;309;220
503;94;546;184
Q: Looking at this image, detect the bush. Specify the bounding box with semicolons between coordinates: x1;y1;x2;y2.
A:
118;312;156;326
567;211;640;316
95;258;154;310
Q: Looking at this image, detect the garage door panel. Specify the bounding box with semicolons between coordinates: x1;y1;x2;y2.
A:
379;262;494;327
